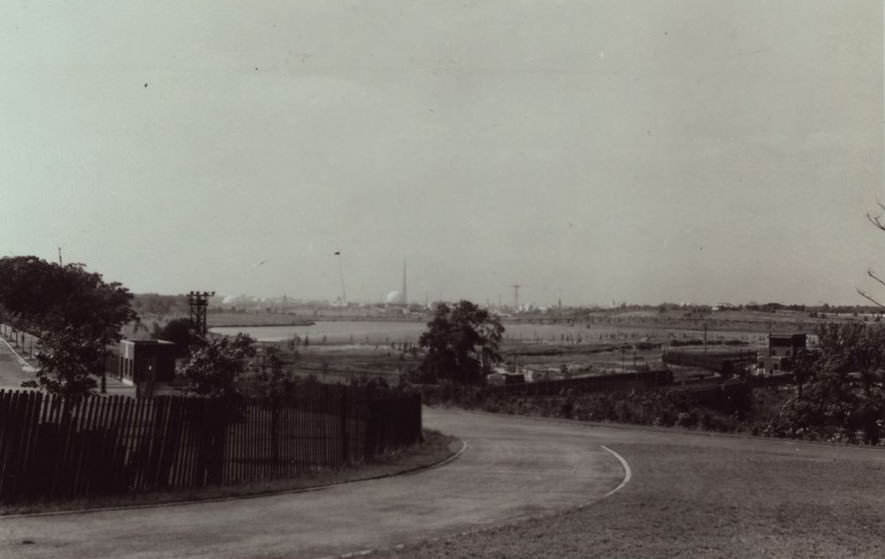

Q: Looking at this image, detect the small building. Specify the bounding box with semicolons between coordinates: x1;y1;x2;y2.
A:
118;339;178;397
757;333;808;373
768;334;807;359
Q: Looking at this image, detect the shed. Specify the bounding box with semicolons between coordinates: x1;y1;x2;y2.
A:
118;339;177;397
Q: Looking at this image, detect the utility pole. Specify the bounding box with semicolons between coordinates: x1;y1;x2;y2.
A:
512;283;521;312
334;251;347;306
57;246;63;266
188;291;215;337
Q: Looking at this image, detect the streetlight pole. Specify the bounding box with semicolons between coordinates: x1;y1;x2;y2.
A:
334;251;347;306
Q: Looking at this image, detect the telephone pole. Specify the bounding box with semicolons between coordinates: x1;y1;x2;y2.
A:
512;283;521;312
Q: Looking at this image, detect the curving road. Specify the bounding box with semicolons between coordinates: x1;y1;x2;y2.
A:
4;407;885;558
0;408;626;559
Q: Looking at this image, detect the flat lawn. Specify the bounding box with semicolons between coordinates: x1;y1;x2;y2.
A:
379;437;885;558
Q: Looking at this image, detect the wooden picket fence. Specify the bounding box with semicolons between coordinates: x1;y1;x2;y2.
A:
0;386;422;503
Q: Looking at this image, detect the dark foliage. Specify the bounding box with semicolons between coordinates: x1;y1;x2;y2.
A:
178;333;257;405
152;317;200;357
0;256;136;399
416;300;504;385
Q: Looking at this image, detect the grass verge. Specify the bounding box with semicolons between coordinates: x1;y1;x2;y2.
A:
0;429;459;517
373;436;885;559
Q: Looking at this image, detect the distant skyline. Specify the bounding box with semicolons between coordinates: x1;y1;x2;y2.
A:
1;2;882;306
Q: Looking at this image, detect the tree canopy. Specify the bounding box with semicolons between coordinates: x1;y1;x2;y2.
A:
0;256;136;398
0;256;136;343
778;322;885;444
178;333;257;403
417;300;504;385
152;317;200;358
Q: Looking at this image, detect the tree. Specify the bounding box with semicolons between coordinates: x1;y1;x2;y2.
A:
858;203;885;307
241;345;296;401
24;326;102;400
0;258;136;343
152;317;200;358
1;256;136;399
417;300;504;385
779;322;885;443
178;334;257;404
0;256;59;329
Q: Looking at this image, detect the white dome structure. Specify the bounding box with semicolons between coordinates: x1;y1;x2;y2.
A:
386;290;404;304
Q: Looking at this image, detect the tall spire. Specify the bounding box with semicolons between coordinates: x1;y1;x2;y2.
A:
402;260;408;306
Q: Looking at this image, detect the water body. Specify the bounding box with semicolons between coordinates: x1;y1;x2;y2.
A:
210;320;770;345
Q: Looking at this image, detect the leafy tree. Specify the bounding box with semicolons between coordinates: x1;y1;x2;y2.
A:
241;346;296;401
417;300;504;385
23;326;102;400
178;334;257;404
0;256;58;329
0;257;135;342
778;323;885;443
0;256;136;399
152;317;200;358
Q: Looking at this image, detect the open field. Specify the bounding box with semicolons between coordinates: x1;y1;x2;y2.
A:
201;308;823;382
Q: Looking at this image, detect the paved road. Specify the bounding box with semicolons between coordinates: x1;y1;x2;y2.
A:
5;407;885;558
0;333;134;396
0;336;36;388
0;408;625;559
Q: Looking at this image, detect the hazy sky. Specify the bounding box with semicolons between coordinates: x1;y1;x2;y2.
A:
1;2;881;306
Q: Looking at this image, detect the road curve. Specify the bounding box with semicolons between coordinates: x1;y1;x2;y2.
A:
0;408;625;559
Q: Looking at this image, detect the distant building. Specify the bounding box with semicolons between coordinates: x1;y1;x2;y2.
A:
768;333;807;359
756;333;807;374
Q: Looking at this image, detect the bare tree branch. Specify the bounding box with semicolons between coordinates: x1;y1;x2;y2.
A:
867;201;885;231
857;287;885;309
866;212;885;231
868;269;885;290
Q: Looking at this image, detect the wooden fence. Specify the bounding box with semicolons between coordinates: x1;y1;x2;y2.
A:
0;386;422;503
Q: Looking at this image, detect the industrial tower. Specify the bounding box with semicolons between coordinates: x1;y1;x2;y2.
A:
402;260;408;306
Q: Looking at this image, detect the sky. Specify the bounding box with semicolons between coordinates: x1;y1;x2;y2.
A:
0;1;882;307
